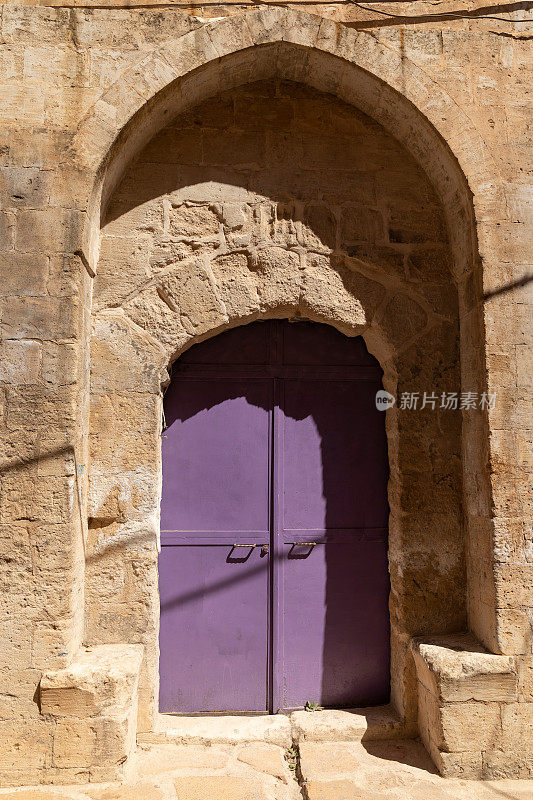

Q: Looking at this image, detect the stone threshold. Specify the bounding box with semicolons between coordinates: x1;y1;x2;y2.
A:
137;704;406;749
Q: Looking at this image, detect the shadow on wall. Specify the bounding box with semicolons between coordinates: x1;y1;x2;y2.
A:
157;319;391;712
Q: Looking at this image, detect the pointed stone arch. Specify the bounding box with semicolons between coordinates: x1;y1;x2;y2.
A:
66;7;500;276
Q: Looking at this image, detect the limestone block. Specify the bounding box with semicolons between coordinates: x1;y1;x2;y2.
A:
141;713;290;748
482;748;533;779
341;205;384;244
234;97;294;132
432;749;483;780
430;694;501;754
161;27;218;78
15;208;84;254
40;644;142;774
52;717;97;768
293;706;404;745
169;204;220;239
52;714;136;772
0;296;79;340
0;165;51;208
123;286;190;358
494;563;533;609
518;656;533;701
158;259;226;335
252;246;300;312
211;252;260;320
0;473;75;526
41;342;78;387
0;210;15;251
91;311;165;394
302;254;384;330
407;246;453;281
140;127;203;166
0;85;45;126
0;719;52;770
0;339;40;385
243;6;287;46
0;252;49;296
203;128;266;167
2;6;71;45
205;14;253;58
412;633;518;702
92;784;164;800
379;294;428;346
173;776;272;800
305;780;370;800
300;204;337;252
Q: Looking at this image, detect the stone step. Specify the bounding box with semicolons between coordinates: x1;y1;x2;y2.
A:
291;705;405;743
138;713;293;748
138;705;405;750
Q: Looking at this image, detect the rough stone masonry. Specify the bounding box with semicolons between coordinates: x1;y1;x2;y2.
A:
0;0;531;788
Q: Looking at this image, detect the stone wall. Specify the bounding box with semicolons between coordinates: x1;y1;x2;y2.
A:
0;2;531;786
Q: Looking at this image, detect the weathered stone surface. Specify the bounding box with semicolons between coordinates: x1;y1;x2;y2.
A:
252;246;301;312
292;707;404;743
172;776;270;799
40;644;143;717
237;742;288;781
158;260;226;334
211;252;260;319
0;339;40;385
412;634;518;702
299;742;361;779
305;781;378;800
141;713;292;748
138;743;229;775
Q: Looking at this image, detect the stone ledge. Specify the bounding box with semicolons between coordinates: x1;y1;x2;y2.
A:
411;633;528;779
39;644;143;781
412;633;517;702
40;644;144;717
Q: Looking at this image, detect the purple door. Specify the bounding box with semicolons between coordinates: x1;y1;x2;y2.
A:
159;320;390;713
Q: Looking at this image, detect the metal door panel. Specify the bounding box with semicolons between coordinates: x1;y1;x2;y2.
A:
159;544;269;712
275;369;390;710
280;541;390;709
161;378;271;535
159;375;272;712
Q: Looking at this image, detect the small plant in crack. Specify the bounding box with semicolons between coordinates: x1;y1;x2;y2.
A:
304;700;323;712
285;745;299;781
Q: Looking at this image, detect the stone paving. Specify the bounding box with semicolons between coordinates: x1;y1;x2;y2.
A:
0;739;532;800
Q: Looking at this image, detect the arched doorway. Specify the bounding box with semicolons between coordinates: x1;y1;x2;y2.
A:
159;319;390;713
87;68;468;732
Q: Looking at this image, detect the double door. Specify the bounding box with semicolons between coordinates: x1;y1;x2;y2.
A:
159;320;390;713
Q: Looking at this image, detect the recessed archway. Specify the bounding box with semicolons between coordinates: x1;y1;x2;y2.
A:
69;17;499;694
86;73;475;734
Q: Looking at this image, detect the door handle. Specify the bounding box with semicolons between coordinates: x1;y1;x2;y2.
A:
232;543;269;550
291;541;317;547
